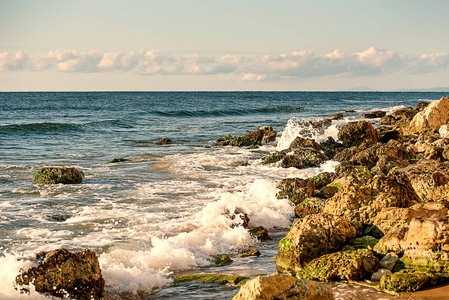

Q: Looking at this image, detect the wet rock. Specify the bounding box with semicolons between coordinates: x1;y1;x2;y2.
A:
337;120;378;147
32;167;84;184
277;178;315;204
288;136;323;151
380;252;399;271
241;249;261;257
276;213;356;273
261;151;286;164
405;96;449;135
109;158;128;163
308;172;337;189
230;209;250;228
297;249;379;281
233;273;334;300
15;248;104;299
215;254;233;266
371;268;392;282
157;138;173;145
49;214;71;222
249;226;272;241
363;111;386;119
216;127;276;147
175;273;246;285
280;148;328;169
294;197;325;218
415;101;430;112
345;110;356;113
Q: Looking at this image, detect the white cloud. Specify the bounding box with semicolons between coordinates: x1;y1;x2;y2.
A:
0;48;448;81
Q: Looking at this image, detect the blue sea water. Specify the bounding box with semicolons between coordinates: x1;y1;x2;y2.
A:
0;91;446;299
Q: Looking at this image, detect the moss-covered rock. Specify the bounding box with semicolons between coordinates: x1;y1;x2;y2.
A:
297;249;379;281
342;236;379;251
215;254;233;266
32;167;84;184
109;158;128;163
277;178;315;204
241;249;261;257
276;213;356;274
174;273;247;285
378;269;439;292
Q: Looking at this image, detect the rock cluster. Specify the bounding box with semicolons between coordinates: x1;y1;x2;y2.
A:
261;96;449;296
215;125;276;147
32;167;84;184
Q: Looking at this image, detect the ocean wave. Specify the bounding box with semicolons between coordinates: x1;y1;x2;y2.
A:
0;122;82;135
152;105;304;118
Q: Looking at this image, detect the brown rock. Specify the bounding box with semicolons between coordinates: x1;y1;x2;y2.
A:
277;178;315;204
338;121;378;146
363;111;386;119
405;96;449;135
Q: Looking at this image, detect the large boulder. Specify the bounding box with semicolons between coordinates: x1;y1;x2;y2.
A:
277;178;315;204
297;249;379;281
276;213;356;273
15;248;104;299
32;167;84;184
232;274;334;300
379;269;447;292
405;96;449;135
288;136;323;151
337;121;378;146
375;214;449;258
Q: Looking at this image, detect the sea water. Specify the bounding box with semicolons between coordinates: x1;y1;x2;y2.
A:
0;91;446;299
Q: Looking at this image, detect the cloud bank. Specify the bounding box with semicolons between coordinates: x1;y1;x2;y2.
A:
1;48;448;81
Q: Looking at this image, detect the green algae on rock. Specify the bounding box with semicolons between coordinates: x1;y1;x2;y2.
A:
32;167;84;184
342;235;379;251
215;254;233;266
241;249;261;257
379;269;439;292
174;273;247;285
297;249;379;282
249;226;272;241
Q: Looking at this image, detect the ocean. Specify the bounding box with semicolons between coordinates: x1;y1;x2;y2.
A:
0;91;447;299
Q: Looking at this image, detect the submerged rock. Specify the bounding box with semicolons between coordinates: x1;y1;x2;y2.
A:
175;273;247;285
32;167;84;184
157;138;173;145
276;213;356;273
249;226;272;241
297;249;379;281
15;248;104;299
233;273;334;300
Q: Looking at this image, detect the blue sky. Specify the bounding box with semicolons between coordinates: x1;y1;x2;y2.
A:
1;0;449;91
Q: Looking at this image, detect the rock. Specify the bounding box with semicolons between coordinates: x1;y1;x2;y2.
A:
249;226;272;241
363;111;386;119
379;269;441;292
157;138;172;145
49;214;71;222
277;178;315;204
230;209;250;228
233;274;334;300
334;146;360;162
32;167;84;184
439;124;449;139
261;151;286;164
405;96;449;135
392;160;449;202
288;137;323;151
372;201;449;236
337;121;378;146
297;249;379;281
276;213;356;273
380;252;399;271
280;148;328;169
216;127;277;147
308;172;337;189
375;214;449;258
175;273;247;285
416;102;430;112
294;197;325;218
241;249;261;257
371;268;392;281
379;130;400;143
342;236;379;251
345;110;356;113
215;254;233;266
379;107;417;134
318;185;339;199
109;158;128;163
15;248;104;299
334;163;373;186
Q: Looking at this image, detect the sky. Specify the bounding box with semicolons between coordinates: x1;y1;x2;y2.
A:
1;0;449;91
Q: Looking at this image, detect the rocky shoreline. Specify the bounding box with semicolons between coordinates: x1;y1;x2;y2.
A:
14;96;449;299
